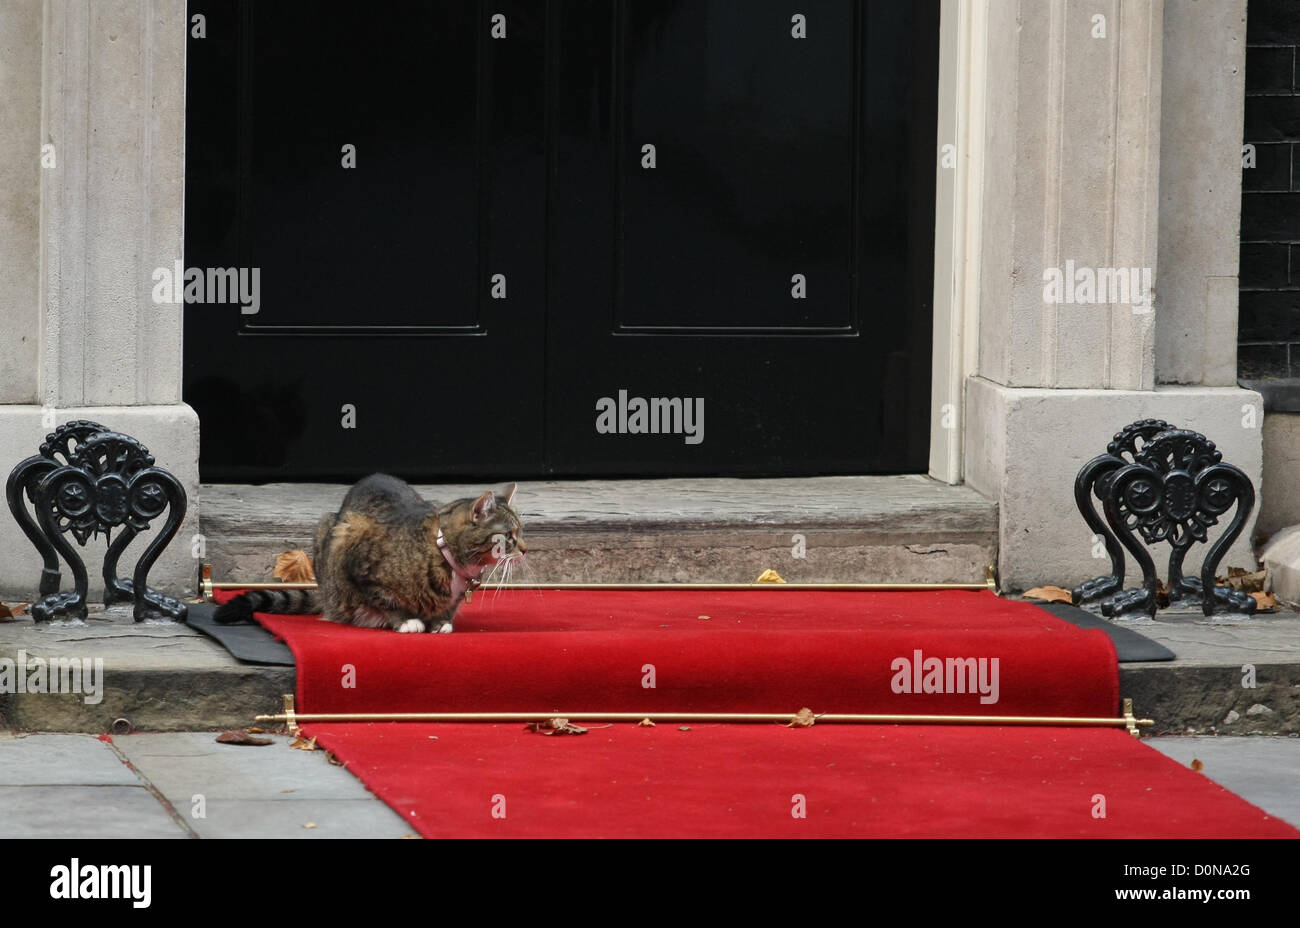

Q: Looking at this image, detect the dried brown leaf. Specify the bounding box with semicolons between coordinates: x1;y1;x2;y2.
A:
215;730;273;746
1227;570;1268;593
1191;759;1204;772
324;750;344;766
1250;590;1278;612
245;726;266;734
0;602;30;621
526;717;588;735
637;718;656;727
787;708;816;728
289;734;318;751
756;569;786;583
1155;579;1170;609
274;549;316;583
698;614;710;621
1227;567;1248;579
1023;585;1073;604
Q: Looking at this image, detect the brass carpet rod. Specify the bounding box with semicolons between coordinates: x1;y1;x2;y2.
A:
259;697;1152;738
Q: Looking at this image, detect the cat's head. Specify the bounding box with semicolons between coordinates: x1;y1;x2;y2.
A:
437;483;526;576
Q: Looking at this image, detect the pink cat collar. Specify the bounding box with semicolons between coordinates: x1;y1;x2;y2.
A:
436;529;481;599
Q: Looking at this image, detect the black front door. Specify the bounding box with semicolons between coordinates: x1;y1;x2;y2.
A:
184;0;938;482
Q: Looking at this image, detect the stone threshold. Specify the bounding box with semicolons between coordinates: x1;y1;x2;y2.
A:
201;474;999;586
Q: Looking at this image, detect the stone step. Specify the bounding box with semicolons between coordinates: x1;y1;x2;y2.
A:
3;603;1297;735
200;475;1000;586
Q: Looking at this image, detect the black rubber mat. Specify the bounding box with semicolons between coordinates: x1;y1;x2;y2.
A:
1031;601;1176;662
185;601;294;666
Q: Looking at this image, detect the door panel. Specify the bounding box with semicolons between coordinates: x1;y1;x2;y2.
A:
184;0;547;480
546;0;937;476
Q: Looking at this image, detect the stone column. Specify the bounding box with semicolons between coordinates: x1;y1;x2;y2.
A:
962;0;1262;590
0;0;199;600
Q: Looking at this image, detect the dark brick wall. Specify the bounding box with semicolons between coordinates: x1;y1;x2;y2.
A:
1242;1;1300;379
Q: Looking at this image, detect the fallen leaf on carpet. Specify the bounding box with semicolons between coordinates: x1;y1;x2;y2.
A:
290;734;319;751
303;822;317;830
216;731;273;746
638;718;655;727
428;735;439;740
1191;759;1204;772
679;726;691;732
526;717;588;735
698;614;710;620
1022;586;1073;604
756;569;786;583
787;708;816;728
324;750;344;766
1250;590;1278;612
274;549;316;583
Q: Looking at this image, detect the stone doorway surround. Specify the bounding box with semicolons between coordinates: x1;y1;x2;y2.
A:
930;0;1263;589
0;1;1268;598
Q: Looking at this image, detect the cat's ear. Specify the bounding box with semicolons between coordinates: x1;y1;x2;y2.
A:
472;491;497;523
499;482;517;507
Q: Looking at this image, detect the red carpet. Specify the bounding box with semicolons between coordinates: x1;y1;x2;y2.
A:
300;723;1300;838
215;589;1298;837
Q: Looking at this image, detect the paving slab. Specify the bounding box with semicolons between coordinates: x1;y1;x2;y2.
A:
173;798;413;838
0;731;138;786
116;732;387;801
111;732;412;838
0;785;186;838
1146;735;1300;827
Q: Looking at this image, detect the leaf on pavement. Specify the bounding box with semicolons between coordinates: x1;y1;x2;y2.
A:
1023;586;1073;604
1250;590;1278;612
216;730;273;746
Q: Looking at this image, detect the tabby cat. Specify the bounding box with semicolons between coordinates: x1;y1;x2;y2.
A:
214;473;525;632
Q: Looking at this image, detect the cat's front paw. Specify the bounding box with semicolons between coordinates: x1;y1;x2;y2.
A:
396;618;427;633
435;621;454;634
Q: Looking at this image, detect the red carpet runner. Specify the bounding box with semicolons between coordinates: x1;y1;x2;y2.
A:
217;589;1298;837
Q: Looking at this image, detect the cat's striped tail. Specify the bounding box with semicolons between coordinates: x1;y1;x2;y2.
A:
213;589;322;623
